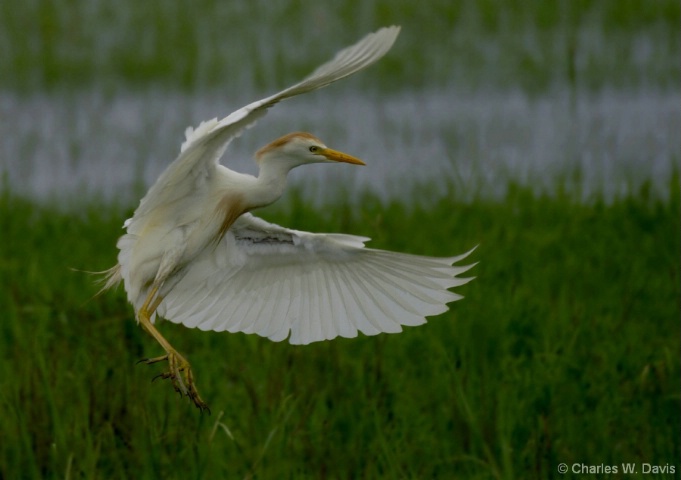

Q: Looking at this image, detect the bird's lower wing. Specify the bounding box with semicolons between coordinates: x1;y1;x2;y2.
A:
157;214;476;345
130;27;400;225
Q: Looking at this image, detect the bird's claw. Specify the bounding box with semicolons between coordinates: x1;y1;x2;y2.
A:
137;354;168;366
137;350;210;413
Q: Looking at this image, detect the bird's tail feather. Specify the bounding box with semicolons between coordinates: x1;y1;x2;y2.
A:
73;264;122;296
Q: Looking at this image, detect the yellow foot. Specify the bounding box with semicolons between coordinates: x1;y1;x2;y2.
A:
138;350;211;413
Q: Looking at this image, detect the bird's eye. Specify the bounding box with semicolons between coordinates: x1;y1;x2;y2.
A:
309;146;319;153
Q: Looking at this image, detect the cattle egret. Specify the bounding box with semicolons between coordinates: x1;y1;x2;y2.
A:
100;26;476;412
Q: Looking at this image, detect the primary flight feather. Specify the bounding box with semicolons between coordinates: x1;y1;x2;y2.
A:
101;26;476;412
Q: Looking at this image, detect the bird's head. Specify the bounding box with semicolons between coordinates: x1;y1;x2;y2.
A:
255;132;365;170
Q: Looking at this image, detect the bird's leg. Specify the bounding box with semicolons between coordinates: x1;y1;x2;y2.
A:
135;286;210;413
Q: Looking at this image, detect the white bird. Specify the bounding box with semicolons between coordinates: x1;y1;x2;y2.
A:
100;26;476;412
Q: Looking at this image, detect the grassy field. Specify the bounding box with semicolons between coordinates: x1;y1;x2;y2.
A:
1;180;678;479
1;0;678;477
1;0;678;92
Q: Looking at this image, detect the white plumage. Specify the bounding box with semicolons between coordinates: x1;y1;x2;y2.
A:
101;26;476;411
156;213;476;345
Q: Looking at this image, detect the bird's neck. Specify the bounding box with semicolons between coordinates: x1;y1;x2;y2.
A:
246;159;294;209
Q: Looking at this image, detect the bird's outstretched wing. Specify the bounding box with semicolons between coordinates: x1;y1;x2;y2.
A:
130;26;400;224
156;214;476;345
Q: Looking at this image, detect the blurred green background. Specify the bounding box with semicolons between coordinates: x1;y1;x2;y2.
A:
1;0;678;92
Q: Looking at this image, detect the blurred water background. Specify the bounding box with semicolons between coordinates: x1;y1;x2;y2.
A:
1;0;678;205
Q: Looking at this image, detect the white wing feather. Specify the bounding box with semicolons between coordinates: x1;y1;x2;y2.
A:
157;214;476;345
126;26;401;232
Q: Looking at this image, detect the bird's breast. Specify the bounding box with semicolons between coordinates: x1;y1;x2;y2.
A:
213;192;249;245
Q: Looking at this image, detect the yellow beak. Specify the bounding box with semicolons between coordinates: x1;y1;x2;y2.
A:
319;147;366;166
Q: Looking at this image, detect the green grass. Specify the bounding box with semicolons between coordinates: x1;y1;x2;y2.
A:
1;0;678;93
1;181;678;479
1;0;677;477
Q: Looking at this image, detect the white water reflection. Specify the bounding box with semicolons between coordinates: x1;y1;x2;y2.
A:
0;87;678;206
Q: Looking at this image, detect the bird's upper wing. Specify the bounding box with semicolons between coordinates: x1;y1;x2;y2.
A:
129;26;401;225
156;213;476;345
